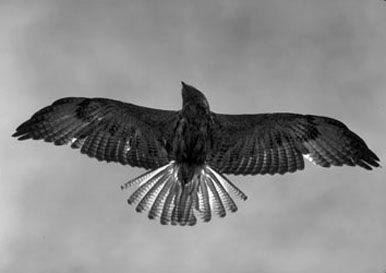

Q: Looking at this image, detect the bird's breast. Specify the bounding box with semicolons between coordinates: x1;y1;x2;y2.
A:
172;116;209;165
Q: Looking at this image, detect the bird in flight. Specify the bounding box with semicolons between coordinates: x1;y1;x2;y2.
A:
13;82;380;226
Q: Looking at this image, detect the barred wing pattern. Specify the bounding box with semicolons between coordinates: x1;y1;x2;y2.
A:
13;97;178;169
208;113;380;175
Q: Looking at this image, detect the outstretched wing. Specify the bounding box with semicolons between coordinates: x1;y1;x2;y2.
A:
13;97;178;169
208;113;380;175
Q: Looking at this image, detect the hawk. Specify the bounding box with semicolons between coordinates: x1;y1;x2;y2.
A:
13;82;380;226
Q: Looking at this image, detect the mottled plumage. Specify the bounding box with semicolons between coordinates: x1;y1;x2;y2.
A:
13;82;380;226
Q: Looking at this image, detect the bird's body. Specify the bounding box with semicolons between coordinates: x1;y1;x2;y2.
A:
13;82;380;226
173;85;211;181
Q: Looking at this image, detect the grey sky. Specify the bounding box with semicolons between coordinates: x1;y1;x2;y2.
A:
1;1;385;273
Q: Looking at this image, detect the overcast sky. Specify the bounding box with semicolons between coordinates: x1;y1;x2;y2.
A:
1;1;385;273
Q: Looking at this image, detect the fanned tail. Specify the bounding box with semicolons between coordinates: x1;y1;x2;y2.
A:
121;161;247;226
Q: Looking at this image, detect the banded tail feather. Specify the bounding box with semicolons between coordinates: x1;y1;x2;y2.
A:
121;161;248;226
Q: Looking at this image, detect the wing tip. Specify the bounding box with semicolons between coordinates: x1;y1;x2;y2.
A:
12;123;31;138
356;148;381;170
12;132;31;140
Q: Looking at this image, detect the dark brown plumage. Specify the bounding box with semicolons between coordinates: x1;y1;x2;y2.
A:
13;82;380;226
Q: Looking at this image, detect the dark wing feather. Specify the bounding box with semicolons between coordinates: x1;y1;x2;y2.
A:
13;97;178;169
208;113;380;175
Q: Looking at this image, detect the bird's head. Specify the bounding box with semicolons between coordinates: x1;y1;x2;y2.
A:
181;82;210;113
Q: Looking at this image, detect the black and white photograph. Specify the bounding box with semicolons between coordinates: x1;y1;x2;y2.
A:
1;1;385;272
